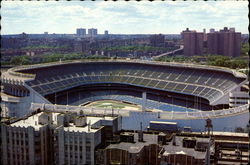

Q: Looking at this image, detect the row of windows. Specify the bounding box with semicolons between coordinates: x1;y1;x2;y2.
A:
8;146;29;153
7;139;29;146
7;152;29;161
65;145;84;151
65;154;84;160
63;136;91;142
8;160;30;165
229;102;248;104
230;97;249;100
7;132;29;138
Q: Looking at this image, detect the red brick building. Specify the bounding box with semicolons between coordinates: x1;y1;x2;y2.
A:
207;27;241;57
182;28;204;56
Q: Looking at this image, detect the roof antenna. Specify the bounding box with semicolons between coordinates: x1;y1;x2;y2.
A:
88;120;91;132
112;106;114;117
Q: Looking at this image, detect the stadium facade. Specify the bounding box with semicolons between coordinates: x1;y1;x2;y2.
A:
1;60;249;131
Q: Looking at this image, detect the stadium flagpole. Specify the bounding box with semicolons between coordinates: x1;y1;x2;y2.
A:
172;96;173;111
67;91;68;105
78;91;80;106
55;92;57;104
185;96;187;111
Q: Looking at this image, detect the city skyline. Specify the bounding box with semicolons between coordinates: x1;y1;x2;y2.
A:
2;1;249;35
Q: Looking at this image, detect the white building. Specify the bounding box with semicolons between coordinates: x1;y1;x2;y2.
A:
229;84;249;107
1;111;121;165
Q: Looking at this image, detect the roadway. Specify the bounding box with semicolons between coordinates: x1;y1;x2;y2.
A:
152;45;184;59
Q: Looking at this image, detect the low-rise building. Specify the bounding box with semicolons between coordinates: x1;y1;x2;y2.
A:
96;132;162;165
159;135;211;165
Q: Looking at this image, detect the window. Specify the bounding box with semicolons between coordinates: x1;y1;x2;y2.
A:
86;146;91;152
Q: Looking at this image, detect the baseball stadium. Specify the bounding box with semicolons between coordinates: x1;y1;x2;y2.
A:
1;60;249;131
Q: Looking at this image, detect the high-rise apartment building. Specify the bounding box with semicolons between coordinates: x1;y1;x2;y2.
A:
1;111;121;165
76;28;86;36
182;28;204;56
88;28;98;37
207;27;241;57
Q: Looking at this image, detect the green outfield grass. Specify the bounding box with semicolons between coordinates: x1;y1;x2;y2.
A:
84;100;140;110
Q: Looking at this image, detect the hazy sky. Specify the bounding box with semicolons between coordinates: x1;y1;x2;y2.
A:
1;1;249;35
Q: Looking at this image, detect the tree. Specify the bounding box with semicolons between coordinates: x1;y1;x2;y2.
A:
241;43;249;56
10;56;31;65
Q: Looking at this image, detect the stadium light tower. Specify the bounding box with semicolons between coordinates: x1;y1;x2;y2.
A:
142;92;147;111
205;118;213;136
167;94;173;111
78;91;81;105
54;93;56;104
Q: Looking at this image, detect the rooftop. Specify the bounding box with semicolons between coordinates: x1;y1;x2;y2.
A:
106;133;158;153
163;136;209;159
211;131;249;137
150;121;177;125
11;112;44;130
163;145;206;159
10;112;117;133
182;131;249;137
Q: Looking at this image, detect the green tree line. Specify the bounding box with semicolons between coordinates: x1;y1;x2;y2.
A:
21;45;70;50
155;55;248;69
2;53;110;66
100;45;178;52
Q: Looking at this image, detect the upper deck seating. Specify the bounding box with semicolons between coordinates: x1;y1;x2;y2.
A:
20;62;246;104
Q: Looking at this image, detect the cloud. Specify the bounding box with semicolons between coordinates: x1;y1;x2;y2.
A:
1;1;248;34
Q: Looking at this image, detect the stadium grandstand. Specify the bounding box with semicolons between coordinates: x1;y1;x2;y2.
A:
1;60;249;131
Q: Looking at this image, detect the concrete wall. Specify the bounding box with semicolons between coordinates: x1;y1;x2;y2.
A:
122;111;249;132
1;85;51;118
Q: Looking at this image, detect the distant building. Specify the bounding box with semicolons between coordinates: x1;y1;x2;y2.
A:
182;28;204;56
203;29;207;41
1;111;121;165
44;32;48;35
229;27;235;32
76;28;86;36
207;27;241;57
149;34;165;47
74;40;90;52
88;28;98;37
20;32;28;39
209;28;215;33
104;30;108;35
